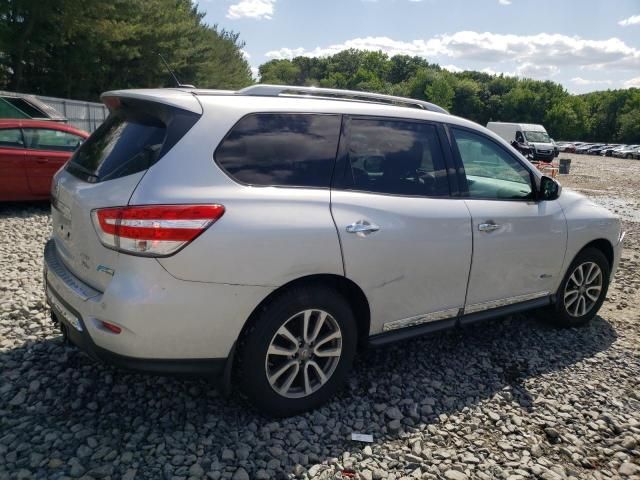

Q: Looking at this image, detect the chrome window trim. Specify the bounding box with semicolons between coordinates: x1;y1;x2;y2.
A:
463;291;549;315
382;307;460;332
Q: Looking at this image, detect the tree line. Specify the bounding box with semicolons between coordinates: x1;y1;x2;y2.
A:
0;0;253;100
0;2;637;143
259;51;640;143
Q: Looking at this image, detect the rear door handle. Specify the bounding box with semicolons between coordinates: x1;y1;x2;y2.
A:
35;157;50;164
478;222;501;232
346;220;380;235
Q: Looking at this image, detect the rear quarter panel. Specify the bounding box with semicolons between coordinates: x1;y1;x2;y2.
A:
129;99;344;287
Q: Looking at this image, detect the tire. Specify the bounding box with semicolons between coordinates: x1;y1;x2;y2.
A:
548;248;610;327
237;285;357;417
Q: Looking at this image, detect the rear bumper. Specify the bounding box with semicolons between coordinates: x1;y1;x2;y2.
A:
48;288;226;377
43;238;274;374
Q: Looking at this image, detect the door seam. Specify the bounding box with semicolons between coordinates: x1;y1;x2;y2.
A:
461;199;474;313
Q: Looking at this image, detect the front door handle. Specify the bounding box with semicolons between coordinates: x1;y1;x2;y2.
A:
346;220;380;236
478;222;501;232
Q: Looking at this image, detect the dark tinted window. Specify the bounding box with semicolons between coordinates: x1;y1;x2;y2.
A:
68;110;166;182
23;128;84;152
0;128;24;148
66;99;200;183
344;119;448;196
4;98;47;118
452;128;533;200
215;113;341;187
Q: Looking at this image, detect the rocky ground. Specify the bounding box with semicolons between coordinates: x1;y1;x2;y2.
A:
0;153;638;480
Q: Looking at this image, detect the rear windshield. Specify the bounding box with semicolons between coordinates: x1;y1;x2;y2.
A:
66;99;199;182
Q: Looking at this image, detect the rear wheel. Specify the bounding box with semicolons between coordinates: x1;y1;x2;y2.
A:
237;286;357;417
549;248;610;327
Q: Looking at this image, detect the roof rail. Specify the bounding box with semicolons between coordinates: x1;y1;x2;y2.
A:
237;84;449;114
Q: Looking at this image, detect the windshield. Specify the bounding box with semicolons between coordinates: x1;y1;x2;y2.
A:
524;131;551;143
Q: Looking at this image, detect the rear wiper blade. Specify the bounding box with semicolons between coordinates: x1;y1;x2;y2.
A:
67;162;99;182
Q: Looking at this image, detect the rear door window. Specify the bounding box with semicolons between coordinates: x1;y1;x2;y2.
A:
215;113;341;188
342;118;449;197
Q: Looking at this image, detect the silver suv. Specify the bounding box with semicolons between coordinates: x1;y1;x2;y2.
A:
44;85;624;416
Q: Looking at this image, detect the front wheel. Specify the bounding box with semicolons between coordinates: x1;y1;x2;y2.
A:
237;286;357;417
548;248;610;327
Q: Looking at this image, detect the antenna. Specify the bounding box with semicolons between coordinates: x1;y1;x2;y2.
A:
157;53;195;89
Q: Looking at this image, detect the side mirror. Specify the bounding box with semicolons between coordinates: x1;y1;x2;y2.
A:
539;176;561;201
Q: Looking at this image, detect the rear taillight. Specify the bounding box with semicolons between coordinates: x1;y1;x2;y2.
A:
91;204;225;256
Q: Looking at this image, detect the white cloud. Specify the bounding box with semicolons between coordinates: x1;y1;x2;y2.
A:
250;66;260;80
442;64;463;73
227;0;275;20
480;66;516;77
618;14;640;26
498;0;512;5
570;77;612;86
240;50;251;60
265;32;640;73
515;62;558;78
623;77;640;88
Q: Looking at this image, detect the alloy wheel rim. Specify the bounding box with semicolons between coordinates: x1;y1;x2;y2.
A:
265;309;342;399
564;261;603;317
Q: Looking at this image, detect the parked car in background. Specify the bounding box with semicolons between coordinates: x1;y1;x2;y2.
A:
44;85;624;416
586;144;608;155
0;119;88;201
575;144;596;154
600;145;623;157
556;142;576;153
486;122;555;161
613;145;640;159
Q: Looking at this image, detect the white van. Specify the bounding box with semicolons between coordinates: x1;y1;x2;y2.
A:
487;122;555;161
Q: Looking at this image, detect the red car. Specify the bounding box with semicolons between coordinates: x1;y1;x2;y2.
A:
0;119;89;201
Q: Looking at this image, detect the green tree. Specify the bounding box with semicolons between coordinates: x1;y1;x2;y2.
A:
259;60;301;85
544;96;588;140
0;0;252;100
425;73;454;110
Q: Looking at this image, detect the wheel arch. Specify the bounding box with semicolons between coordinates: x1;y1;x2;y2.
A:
237;274;371;352
579;238;614;268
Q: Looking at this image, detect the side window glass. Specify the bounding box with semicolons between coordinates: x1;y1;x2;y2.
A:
345;119;448;197
515;131;524;143
0;128;24;148
215;113;341;188
23;129;84;152
452;128;533;200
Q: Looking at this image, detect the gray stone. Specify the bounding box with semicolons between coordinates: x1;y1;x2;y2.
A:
444;470;468;480
231;467;249;480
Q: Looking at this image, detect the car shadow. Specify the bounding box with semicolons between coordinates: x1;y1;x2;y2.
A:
0;312;617;479
0;200;50;218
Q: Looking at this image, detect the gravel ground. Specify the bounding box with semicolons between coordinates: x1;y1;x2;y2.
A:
1;154;639;480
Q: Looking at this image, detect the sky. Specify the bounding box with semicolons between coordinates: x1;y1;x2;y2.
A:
198;0;640;94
